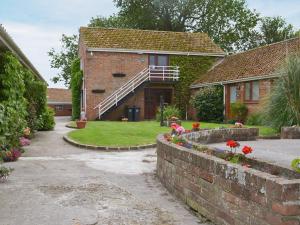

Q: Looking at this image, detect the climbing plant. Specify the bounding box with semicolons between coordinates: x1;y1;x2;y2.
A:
71;58;83;120
170;55;214;118
0;52;27;147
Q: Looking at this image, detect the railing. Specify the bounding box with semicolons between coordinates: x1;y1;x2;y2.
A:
94;66;179;119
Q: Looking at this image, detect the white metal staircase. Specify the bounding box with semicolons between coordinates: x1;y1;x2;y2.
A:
94;65;180;119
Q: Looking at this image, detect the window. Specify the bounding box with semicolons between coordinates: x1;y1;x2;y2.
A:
230;86;237;103
55;105;63;111
149;55;169;66
245;81;260;101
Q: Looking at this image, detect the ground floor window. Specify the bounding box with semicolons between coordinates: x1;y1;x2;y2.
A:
55;105;64;111
230;85;237;103
245;81;259;101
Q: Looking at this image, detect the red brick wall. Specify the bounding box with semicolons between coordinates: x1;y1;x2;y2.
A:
224;79;273;119
157;135;300;225
81;50;148;120
48;104;72;116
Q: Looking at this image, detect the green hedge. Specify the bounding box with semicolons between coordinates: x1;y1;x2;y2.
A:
0;51;53;147
192;85;224;122
71;58;83;120
170;55;214;118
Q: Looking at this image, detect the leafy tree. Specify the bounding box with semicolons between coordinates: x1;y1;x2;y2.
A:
114;0;260;51
259;16;295;46
48;34;78;87
88;14;131;28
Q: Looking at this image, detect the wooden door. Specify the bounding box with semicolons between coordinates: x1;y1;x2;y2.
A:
144;88;172;119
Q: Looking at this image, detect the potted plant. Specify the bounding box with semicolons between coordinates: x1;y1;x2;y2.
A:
76;118;87;129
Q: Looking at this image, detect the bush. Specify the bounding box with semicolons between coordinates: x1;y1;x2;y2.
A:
36;107;55;131
192;85;224;122
246;113;263;125
156;105;181;121
230;102;248;123
0;52;28;147
263;55;300;131
71;58;83;120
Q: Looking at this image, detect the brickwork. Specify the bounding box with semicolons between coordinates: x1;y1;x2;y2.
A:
157;135;300;225
82;51;148;120
281;127;300;139
48;104;72;116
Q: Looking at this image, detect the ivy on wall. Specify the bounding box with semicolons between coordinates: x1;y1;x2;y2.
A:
0;52;27;147
0;51;53;147
170;55;214;118
71;58;83;120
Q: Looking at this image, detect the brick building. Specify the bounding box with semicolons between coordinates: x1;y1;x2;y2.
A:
191;37;300;119
79;27;224;120
47;88;72;116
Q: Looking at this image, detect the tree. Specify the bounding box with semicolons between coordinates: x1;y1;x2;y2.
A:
48;34;78;87
114;0;260;51
88;14;131;28
259;16;295;46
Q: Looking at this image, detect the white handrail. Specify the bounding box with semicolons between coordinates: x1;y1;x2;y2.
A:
94;65;179;119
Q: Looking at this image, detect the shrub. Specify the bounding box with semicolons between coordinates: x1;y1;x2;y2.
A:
36;107;55;131
156;105;181;121
192;85;224;122
71;58;83;120
0;52;27;147
0;166;13;181
246;113;263;125
230;102;248;123
263;55;300;131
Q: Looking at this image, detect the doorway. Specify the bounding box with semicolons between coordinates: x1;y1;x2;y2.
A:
144;88;172;119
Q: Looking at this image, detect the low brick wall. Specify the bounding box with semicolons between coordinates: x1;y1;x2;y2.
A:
157;135;300;225
184;128;259;144
281;127;300;139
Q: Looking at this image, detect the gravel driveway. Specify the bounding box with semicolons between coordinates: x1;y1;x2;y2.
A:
0;117;211;225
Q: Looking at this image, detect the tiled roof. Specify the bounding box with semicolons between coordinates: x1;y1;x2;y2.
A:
47;88;72;104
192;37;300;87
79;27;224;55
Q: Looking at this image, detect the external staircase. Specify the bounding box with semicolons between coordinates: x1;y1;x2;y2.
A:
93;65;180;119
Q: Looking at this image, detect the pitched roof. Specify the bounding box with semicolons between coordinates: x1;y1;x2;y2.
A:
79;27;224;56
0;24;46;83
191;37;300;88
47;88;72;104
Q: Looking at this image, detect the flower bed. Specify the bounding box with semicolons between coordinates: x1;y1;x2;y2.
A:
157;134;300;225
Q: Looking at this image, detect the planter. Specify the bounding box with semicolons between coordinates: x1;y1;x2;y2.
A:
76;120;87;129
281;126;300;139
157;134;300;225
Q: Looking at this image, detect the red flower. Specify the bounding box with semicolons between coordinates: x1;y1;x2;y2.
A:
226;140;239;148
242;146;253;155
177;142;184;146
185;129;191;133
192;122;200;129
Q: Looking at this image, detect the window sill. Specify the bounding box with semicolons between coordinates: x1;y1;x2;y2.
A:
244;100;259;104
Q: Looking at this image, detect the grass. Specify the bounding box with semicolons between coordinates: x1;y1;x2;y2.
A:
67;121;277;147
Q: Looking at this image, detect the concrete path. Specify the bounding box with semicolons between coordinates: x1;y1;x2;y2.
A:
0;117;211;225
208;139;300;169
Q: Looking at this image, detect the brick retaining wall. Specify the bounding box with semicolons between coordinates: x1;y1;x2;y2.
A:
157;135;300;225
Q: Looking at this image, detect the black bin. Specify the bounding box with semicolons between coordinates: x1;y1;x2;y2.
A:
134;107;140;121
127;107;140;121
128;107;135;121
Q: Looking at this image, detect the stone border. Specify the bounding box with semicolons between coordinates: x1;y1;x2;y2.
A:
65;124;78;129
63;135;156;151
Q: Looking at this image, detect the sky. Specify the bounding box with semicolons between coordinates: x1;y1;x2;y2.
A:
1;0;300;88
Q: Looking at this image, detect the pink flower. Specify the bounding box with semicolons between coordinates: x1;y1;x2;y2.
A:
19;137;31;146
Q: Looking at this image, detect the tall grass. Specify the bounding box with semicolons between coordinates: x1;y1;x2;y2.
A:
264;55;300;131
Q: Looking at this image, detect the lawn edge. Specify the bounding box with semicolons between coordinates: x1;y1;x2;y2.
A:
63;135;156;151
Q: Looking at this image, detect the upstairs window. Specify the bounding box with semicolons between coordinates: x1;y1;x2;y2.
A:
245;81;259;101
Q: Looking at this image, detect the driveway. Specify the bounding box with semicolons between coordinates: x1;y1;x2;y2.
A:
208;139;300;169
0;117;211;225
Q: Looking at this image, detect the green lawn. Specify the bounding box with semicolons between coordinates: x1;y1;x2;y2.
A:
67;121;277;147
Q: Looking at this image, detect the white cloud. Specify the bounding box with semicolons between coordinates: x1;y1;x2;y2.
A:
2;21;76;88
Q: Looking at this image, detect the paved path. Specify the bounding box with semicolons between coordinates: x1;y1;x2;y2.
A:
0;117;210;225
208;139;300;169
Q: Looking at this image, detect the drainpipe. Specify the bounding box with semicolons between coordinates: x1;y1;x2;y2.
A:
222;83;226;120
